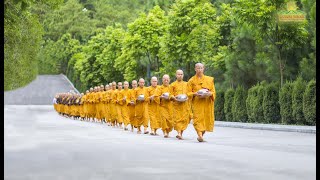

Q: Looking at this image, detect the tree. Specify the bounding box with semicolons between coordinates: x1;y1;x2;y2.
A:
159;0;221;80
233;0;309;87
116;6;167;82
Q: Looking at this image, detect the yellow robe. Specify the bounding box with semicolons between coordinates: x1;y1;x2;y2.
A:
154;85;173;133
187;75;216;132
110;89;118;123
128;89;136;127
118;89;131;126
114;89;123;123
106;90;112;122
82;94;88;118
80;96;85;118
101;91;108;120
134;86;149;128
95;92;104;120
146;86;161;131
170;80;191;132
87;93;94;118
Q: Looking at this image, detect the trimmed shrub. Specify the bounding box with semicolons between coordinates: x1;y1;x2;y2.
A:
252;84;265;123
232;86;248;122
224;88;235;121
303;80;316;125
246;85;258;123
279;82;294;124
292;77;307;125
214;91;225;121
263;83;280;123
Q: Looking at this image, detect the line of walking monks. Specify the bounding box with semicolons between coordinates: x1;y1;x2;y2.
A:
53;63;216;142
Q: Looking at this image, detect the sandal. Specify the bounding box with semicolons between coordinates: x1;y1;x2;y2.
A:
197;137;204;142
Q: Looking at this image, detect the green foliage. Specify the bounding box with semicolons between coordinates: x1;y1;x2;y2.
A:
246;85;257;123
159;0;221;80
232;86;248;122
279;82;294;124
115;6;167;82
5;1;43;90
303;80;316;125
292;77;307;125
214;91;225;121
252;83;265;123
299;53;316;81
263;82;280;123
224;88;235;121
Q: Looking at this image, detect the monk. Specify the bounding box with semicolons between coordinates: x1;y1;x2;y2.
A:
128;80;137;132
118;81;131;130
83;90;89;121
102;84;110;124
146;76;161;135
79;93;86;120
109;82;118;127
134;78;149;134
154;74;174;138
170;69;191;140
187;63;216;142
115;82;124;127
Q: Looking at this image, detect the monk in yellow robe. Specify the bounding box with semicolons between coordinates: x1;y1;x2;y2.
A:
134;78;149;134
170;69;191;140
154;74;174;138
110;82;118;126
146;76;161;135
83;90;89;121
128;80;137;131
118;81;131;130
87;88;95;121
187;63;216;142
96;86;105;123
106;83;113;125
115;82;124;127
101;84;110;124
79;93;85;120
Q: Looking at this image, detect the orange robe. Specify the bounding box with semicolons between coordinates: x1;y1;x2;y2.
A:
170;80;191;132
134;86;149;128
154;85;173;133
187;75;216;133
118;89;131;126
128;89;136;127
146;85;161;131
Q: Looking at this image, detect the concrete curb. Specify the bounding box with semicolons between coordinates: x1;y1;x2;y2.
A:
214;121;316;134
60;74;80;94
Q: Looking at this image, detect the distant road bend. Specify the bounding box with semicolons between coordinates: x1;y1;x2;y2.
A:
4;74;79;105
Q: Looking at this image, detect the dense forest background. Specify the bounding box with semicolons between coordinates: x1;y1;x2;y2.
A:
5;0;316;91
4;0;316;125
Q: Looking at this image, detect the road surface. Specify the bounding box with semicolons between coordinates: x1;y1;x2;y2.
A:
4;105;316;180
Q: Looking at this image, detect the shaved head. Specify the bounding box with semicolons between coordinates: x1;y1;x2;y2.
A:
138;78;145;88
195;62;205;77
131;80;137;89
176;69;184;81
150;76;158;87
162;74;170;86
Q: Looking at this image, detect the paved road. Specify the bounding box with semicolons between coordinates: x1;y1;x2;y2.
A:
4;105;316;180
4;74;78;105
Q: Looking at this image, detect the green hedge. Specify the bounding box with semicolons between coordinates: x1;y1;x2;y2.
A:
303;80;316;125
263;83;280;123
224;88;235;121
279;82;294;124
232;86;248;122
292;77;307;125
252;84;265;123
214;91;225;121
246;85;257;123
